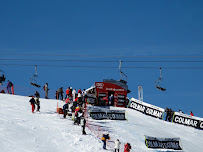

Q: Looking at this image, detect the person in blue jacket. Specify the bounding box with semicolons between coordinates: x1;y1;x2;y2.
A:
7;80;13;94
63;103;69;118
101;132;110;149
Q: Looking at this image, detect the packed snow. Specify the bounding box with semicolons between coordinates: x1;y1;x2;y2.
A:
0;94;203;152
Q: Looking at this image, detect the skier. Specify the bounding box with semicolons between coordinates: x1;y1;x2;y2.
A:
124;143;131;152
80;115;86;135
72;88;76;102
74;107;83;125
29;96;36;113
63;103;69;118
7;80;13;94
78;88;82;94
55;91;58;99
58;87;64;100
190;111;194;116
101;132;110;149
34;91;40;112
43;83;49;99
114;139;121;152
71;105;76;120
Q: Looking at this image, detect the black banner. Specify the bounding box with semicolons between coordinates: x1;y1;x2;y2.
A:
128;99;164;119
89;109;126;120
145;136;182;150
173;113;203;130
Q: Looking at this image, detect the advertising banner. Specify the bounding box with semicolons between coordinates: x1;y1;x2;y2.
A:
128;98;164;119
145;136;182;150
173;112;203;130
89;108;126;120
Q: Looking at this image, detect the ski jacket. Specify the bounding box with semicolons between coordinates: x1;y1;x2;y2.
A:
80;117;86;126
78;89;82;94
114;140;121;149
35;92;40;98
63;104;69;110
7;81;13;88
44;84;49;91
124;143;131;152
29;98;35;105
101;134;110;141
35;98;40;105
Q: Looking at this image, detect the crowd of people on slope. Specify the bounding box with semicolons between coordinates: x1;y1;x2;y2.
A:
165;107;195;122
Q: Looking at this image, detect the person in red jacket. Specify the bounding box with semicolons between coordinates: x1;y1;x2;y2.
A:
124;143;131;152
29;96;36;113
78;88;82;94
190;111;194;116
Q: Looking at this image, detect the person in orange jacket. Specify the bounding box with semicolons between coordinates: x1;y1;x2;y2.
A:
124;143;131;152
101;132;110;149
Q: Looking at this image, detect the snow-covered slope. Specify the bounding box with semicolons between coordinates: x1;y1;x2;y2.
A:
0;94;203;152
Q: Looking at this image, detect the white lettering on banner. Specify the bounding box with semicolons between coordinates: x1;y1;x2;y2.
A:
200;122;203;129
106;88;125;92
174;116;198;127
147;141;180;149
108;113;125;120
130;102;145;112
146;108;162;118
91;113;125;120
96;83;104;87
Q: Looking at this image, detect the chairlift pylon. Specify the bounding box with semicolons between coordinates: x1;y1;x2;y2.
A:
30;65;41;88
155;67;166;91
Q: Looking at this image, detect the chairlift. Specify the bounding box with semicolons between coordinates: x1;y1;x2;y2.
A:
0;70;6;85
119;60;127;82
155;68;166;91
30;65;41;88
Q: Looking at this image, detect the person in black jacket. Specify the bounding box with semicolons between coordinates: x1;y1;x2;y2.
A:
29;97;36;113
63;103;69;118
34;91;40;112
80;115;86;135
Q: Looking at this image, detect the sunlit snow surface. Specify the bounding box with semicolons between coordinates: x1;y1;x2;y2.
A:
0;94;203;152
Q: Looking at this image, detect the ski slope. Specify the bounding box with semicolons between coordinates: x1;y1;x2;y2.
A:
0;94;203;152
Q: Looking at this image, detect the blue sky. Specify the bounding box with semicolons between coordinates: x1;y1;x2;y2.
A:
0;0;203;117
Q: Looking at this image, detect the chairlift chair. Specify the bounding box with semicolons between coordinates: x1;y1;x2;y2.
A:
30;65;41;88
155;68;166;91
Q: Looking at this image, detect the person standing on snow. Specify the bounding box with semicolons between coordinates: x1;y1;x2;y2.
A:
7;80;13;94
34;91;40;112
190;111;194;116
124;143;131;152
63;103;69;118
114;139;121;152
29;96;36;113
58;87;64;100
43;83;49;99
101;132;110;149
72;88;76;102
80;115;86;135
